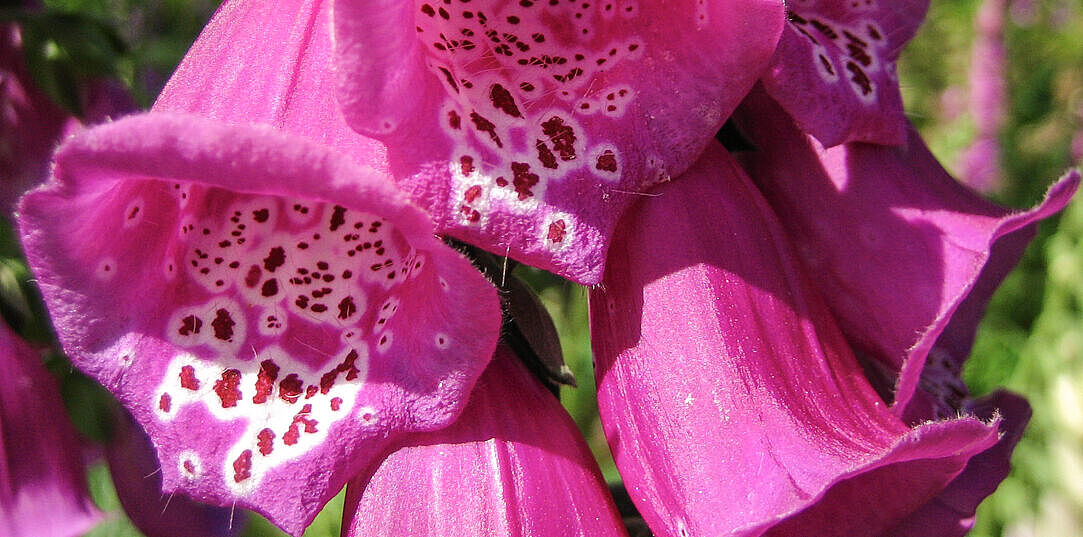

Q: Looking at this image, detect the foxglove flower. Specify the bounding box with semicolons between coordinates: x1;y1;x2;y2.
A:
0;320;100;537
343;344;627;537
18;113;502;535
591;143;1007;537
332;0;786;283
959;0;1008;192
1;17;69;214
731;87;1078;410
760;0;929;147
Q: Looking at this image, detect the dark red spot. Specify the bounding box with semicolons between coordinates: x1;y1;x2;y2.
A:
279;374;303;403
261;278;279;297
320;350;361;394
469;112;503;148
844;32;873;67
596;150;618;172
337;296;358;319
331;397;342;411
846;61;873;95
253;360;280;404
536;140;558;169
460;206;481;222
495;176;508;187
257;428;275;456
448;110;461;129
263;247;286;272
212;309;235;342
843;30;867;48
305;385;318;398
460;155;475;175
283;423;300;446
127;206;140;219
310;303;328;313
548;220;567;243
329;205;347;231
252;208;269;223
541;116;577;161
232;450;252;482
213;369;242;408
179;315;203;336
794;24;819;45
809;18;838;39
438;67;459;93
489;84;522;118
159;393;172;412
511;162;539;200
183;460;195;474
464;185;482;203
819;54;835;75
180;365;200;390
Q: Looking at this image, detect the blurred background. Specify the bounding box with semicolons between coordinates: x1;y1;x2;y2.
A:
1;0;1081;536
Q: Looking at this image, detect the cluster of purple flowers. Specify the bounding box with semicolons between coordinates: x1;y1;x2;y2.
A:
4;1;1081;536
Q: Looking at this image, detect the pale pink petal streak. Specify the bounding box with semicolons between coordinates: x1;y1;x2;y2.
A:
343;345;628;537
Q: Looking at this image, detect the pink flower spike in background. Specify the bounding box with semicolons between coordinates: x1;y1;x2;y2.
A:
959;0;1009;193
0;320;100;537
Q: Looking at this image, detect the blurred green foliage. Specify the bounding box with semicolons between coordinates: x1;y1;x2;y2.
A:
1;0;1081;535
900;1;1083;536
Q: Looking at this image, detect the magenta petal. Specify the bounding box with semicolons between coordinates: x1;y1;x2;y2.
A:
333;0;786;284
733;88;1079;409
0;322;100;537
884;391;1030;537
342;345;626;537
106;410;244;537
1;22;71;214
154;0;383;164
18;113;501;535
590;145;1001;537
761;0;929;146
